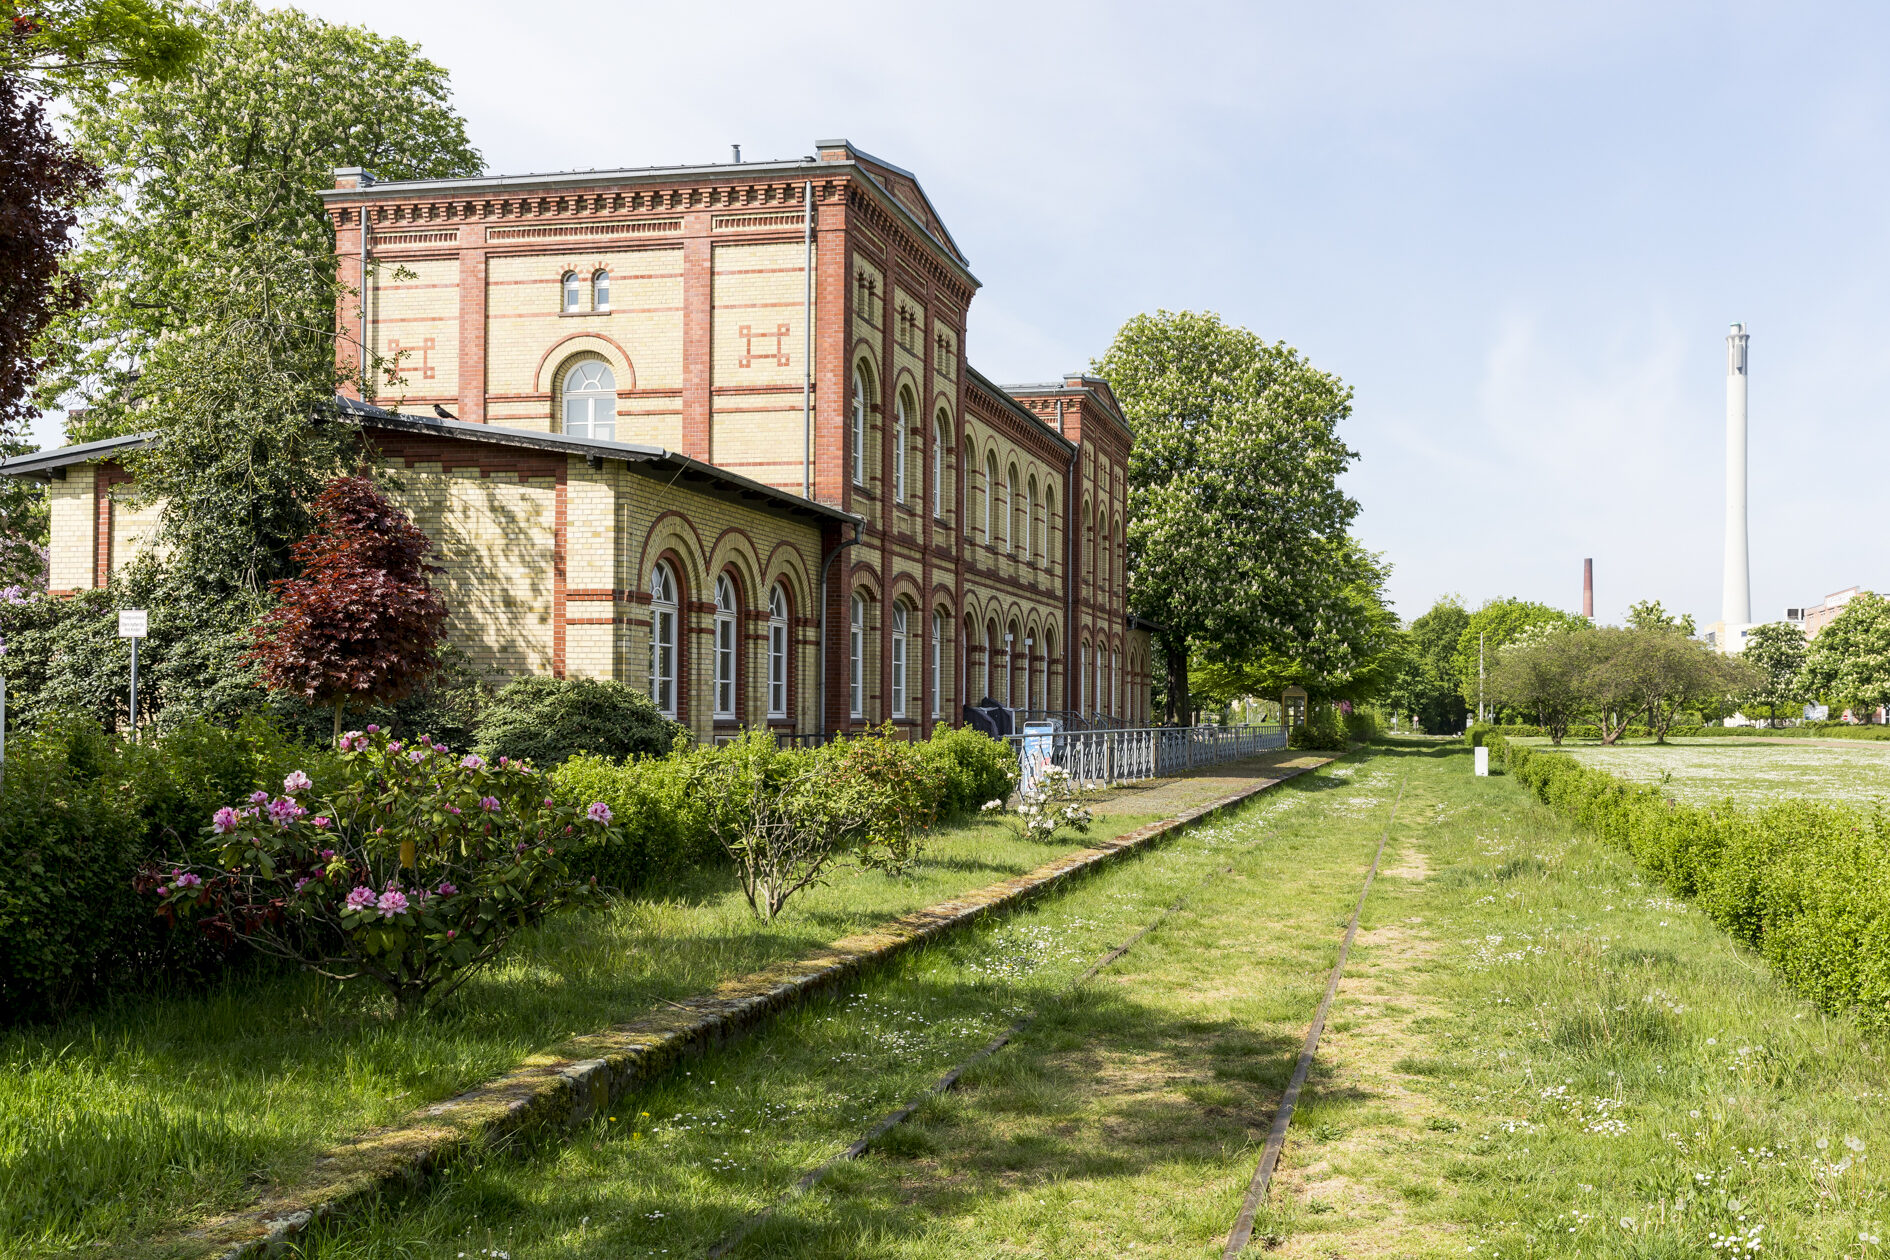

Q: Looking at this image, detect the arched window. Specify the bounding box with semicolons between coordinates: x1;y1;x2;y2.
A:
984;620;998;700
562;361;616;440
768;583;789;719
890;602;908;718
1112;648;1121;716
1094;649;1104;719
649;562;678;718
592;269;610;311
1026;475;1039;564
933;412;949;518
1021;633;1034;711
983;452;998;542
963;437;977;539
849;593;865;718
851;365;870;486
1045;488;1057;572
1005;621;1020;706
713;575;737;720
893;389;911;503
931;609;944;718
562;271;582;313
1005;465;1019;552
1044;629;1058;709
1079;642;1089;713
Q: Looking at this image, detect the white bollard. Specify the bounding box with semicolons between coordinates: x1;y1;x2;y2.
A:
1474;745;1490;777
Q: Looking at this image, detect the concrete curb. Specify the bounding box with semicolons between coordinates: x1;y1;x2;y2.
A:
156;753;1336;1260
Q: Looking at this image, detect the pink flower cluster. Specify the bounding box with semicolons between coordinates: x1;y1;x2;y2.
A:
283;770;312;794
212;806;240;834
587;801;612;824
158;869;204;895
266;797;307;825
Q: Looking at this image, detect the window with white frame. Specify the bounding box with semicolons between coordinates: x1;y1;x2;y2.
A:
963;437;977;538
1112;649;1120;716
849;594;865;718
931;610;943;718
933;414;948;518
562;271;582;313
562;361;616;440
713;575;737;719
983;452;998;541
1026;476;1038;564
1079;643;1089;713
768;583;789;719
1003;629;1016;706
893;390;910;503
890;602;908;718
592;269;610;310
1021;636;1033;711
1005;466;1017;551
649;562;677;718
1094;650;1104;717
984;622;997;699
851;366;869;485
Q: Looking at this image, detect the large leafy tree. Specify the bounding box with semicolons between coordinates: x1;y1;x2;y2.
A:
1383;595;1470;734
1626;599;1697;636
39;0;481;593
1;0;201;89
1803;592;1890;723
1096;310;1361;722
1452;597;1582;718
1489;626;1598;744
0;73;100;585
1738;620;1807;727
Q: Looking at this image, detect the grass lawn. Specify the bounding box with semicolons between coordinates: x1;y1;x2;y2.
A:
278;742;1890;1258
0;809;1181;1259
1513;736;1890;806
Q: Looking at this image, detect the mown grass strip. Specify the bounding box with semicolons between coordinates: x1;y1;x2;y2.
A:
153;754;1333;1260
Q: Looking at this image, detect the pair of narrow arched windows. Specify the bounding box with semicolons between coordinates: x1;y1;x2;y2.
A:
562;270;609;313
649;562;791;722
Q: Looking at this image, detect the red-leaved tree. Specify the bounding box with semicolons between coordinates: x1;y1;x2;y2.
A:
250;476;448;741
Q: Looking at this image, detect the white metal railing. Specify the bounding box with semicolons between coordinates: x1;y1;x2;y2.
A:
1004;723;1288;786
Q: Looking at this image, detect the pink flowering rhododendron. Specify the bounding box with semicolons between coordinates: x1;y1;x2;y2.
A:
142;727;620;1016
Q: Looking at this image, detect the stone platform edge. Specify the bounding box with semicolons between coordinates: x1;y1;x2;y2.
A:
150;753;1338;1260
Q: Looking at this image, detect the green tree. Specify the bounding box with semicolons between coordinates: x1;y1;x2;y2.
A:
1489;626;1596;744
1096;310;1361;722
1595;629;1756;743
1803;592;1890;724
1384;596;1470;734
1738;620;1807;727
1;0;202;91
39;0;481;594
1453;598;1583;718
1626;599;1697;636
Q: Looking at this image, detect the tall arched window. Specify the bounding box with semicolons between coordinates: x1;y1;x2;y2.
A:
1094;649;1104;719
1005;466;1018;552
648;562;677;718
562;271;582;313
1021;634;1033;711
1044;488;1057;572
933;412;949;518
592;269;610;310
893;389;911;502
931;609;944;718
562;361;616;440
983;452;998;542
1112;648;1121;716
1026;475;1039;564
713;575;737;720
963;437;978;539
890;602;908;718
1079;642;1089;713
849;593;865;718
768;583;789;719
851;366;870;486
984;620;998;699
1044;630;1058;709
1005;621;1020;706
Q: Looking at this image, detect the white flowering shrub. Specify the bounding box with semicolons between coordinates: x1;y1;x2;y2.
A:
1012;764;1094;844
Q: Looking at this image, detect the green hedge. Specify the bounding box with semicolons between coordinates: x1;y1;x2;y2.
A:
1491;734;1890;1027
547;723;1017;892
1466;723;1686;746
0;714;336;1024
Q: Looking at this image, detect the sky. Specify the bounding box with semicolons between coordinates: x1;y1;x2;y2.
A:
48;0;1889;626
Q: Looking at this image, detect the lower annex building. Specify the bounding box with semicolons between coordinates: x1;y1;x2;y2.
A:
7;139;1156;742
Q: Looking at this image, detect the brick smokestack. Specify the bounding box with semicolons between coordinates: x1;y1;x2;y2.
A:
1583;558;1594;619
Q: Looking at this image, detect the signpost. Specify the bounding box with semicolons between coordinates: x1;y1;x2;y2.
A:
118;609;148;740
1019;720;1056;797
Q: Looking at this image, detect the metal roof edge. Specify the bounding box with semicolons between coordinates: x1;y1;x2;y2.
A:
966;366;1075;455
0;431;156;476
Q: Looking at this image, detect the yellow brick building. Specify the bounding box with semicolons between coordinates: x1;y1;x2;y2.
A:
11;140;1156;741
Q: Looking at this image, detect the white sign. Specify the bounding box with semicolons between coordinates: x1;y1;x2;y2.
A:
117;609;148;638
1474;745;1490;777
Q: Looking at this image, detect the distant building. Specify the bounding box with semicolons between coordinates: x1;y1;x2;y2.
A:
1785;587;1859;638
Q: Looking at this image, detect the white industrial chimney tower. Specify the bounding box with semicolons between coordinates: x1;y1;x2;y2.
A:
1722;323;1751;627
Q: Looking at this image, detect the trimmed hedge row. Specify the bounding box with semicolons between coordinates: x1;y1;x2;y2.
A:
1492;734;1890;1027
1467;723;1686;746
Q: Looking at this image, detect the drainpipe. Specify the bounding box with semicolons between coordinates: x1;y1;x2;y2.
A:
802;180;814;499
1063;433;1075;717
817;520;864;735
359;206;371;396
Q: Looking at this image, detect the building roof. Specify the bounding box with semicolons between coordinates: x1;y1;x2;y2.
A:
318;139;977;288
0;431;154;476
1;401;863;531
1000;375;1133;438
966;366;1076;455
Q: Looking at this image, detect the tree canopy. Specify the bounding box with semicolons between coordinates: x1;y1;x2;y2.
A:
1738;620;1807;727
1451;597;1583;716
1;0;202;91
1095;310;1362;721
1802;592;1890;722
40;0;481;593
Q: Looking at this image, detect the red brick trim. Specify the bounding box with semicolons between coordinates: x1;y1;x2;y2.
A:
681;217;712;460
552;467;568;677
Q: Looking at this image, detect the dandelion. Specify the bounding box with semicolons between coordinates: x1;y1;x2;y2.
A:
1847;1136;1867;1153
212;806;240;834
283;770;312;794
587;801;612;824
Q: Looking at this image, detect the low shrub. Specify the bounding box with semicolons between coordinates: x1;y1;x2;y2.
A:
1342;707;1386;743
0;712;334;1024
918;724;1016;821
1290;705;1348;751
474;677;683;767
1466;722;1680;747
149;729;617;1016
1493;733;1890;1027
